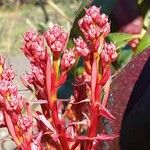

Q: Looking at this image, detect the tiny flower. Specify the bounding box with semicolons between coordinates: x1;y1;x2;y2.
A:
23;31;38;42
86;6;100;21
22;31;46;63
74;36;90;57
2;66;15;81
101;42;117;67
44;25;68;57
25;73;34;85
19;116;32;131
5;95;24;112
31;65;45;86
0;80;17;97
0;80;24;112
61;49;76;71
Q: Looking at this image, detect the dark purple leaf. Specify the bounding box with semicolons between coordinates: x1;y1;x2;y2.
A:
107;48;150;149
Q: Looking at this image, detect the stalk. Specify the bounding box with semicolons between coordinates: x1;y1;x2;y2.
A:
46;55;69;150
86;59;99;150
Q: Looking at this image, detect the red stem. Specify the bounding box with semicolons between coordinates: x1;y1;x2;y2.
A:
46;55;69;150
86;59;99;150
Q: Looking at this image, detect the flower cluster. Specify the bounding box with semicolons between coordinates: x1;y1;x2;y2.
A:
22;31;46;63
101;42;118;67
18;116;32;132
44;25;68;57
0;5;118;150
79;6;110;41
61;49;76;71
74;36;90;58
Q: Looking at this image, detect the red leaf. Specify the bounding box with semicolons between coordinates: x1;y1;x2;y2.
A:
91;59;97;103
4;110;20;147
46;55;52;107
99;66;110;86
77;134;118;141
57;72;67;87
20;76;34;92
35;111;56;133
99;105;116;122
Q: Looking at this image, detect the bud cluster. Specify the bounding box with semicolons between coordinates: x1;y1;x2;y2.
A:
44;25;68;57
0;5;119;150
79;6;110;41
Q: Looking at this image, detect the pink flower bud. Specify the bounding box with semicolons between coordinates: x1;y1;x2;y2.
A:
44;25;68;57
23;31;37;42
5;95;24;112
61;50;76;71
101;42;117;67
19;116;32;131
78;6;110;41
74;36;90;57
86;6;100;21
31;65;45;86
0;80;24;112
22;31;46;63
2;66;15;81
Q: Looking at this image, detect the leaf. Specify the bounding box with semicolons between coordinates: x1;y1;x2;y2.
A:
35;111;56;133
135;33;150;55
113;47;133;69
29;100;48;104
100;106;116;122
107;49;150;149
107;33;133;49
138;0;144;4
4;110;20;146
75;0;90;17
77;134;118;141
46;55;52;106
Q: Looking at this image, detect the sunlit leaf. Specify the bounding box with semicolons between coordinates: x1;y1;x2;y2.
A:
107;33;133;49
135;33;150;55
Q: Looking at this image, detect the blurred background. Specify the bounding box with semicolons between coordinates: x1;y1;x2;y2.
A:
0;0;82;56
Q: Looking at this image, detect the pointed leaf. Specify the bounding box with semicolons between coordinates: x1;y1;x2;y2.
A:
135;33;150;55
35;111;56;133
107;33;133;49
20;76;34;92
77;134;118;141
4;110;20;146
29;100;48;104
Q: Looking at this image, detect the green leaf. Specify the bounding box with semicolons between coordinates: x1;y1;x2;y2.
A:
107;33;133;49
135;33;150;55
138;0;144;5
75;0;90;17
113;47;133;69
